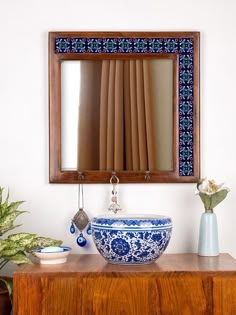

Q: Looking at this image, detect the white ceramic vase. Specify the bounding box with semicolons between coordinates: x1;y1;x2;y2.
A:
198;212;219;256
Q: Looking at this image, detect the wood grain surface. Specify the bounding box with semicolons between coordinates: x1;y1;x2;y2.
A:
13;254;236;315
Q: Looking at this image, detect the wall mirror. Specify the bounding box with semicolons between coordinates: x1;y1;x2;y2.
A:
49;31;200;183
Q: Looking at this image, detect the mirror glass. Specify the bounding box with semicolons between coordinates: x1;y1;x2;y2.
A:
61;59;173;172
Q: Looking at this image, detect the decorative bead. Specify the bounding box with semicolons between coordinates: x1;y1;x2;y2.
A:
76;233;87;247
111;196;117;202
86;223;92;235
70;222;75;234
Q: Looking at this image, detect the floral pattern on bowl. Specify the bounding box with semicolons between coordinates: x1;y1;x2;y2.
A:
91;214;172;265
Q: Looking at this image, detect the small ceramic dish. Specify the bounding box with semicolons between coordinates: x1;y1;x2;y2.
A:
32;246;72;264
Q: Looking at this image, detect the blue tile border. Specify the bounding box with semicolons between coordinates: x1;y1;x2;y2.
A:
55;37;195;176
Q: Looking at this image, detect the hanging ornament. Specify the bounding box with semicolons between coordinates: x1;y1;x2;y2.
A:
86;222;92;235
108;174;122;214
70;222;76;234
70;184;90;247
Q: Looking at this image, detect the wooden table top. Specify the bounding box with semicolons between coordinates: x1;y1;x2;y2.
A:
14;253;236;275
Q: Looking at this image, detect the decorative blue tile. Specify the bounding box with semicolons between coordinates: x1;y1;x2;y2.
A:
55;38;71;53
179;54;193;69
103;38;118;53
179;101;193;115
133;38;148;53
180;116;193;131
180;147;193;160
117;38;133;53
180;86;194;100
71;38;86;53
179;69;193;85
179;39;194;53
163;38;179;53
148;39;163;53
179;161;193;176
179;131;193;146
87;38;103;53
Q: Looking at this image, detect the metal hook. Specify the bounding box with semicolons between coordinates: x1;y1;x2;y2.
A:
144;171;151;181
110;174;119;185
78;172;85;181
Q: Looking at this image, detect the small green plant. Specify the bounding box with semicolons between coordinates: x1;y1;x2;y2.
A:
0;186;62;302
196;178;230;212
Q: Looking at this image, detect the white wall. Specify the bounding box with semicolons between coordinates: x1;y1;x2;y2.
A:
1;0;236;274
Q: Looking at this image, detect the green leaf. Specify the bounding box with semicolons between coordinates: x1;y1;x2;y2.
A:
2;189;9;208
0;188;9;216
0;210;27;227
0;210;26;236
0;224;21;236
7;232;36;242
210;189;229;209
7;201;25;213
199;192;212;210
2;235;37;255
6;252;32;265
0;240;7;252
28;237;63;250
1;247;25;257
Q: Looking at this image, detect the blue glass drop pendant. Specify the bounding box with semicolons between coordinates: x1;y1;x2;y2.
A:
70;222;76;234
86;222;92;235
76;233;87;247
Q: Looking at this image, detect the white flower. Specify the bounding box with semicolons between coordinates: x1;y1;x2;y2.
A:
197;178;226;195
195;177;229;211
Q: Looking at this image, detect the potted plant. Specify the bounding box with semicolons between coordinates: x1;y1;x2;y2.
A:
0;187;62;314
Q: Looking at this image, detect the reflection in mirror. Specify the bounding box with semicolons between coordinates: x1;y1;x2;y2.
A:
61;59;173;172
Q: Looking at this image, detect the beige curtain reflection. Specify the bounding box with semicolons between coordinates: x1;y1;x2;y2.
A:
99;60;124;170
123;60;156;171
78;59;156;171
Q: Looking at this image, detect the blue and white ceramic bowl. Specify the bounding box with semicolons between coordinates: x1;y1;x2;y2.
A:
91;214;172;265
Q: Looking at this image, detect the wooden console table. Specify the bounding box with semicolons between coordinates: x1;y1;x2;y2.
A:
13;253;236;315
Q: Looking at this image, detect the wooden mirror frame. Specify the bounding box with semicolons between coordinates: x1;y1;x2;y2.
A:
49;31;200;184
